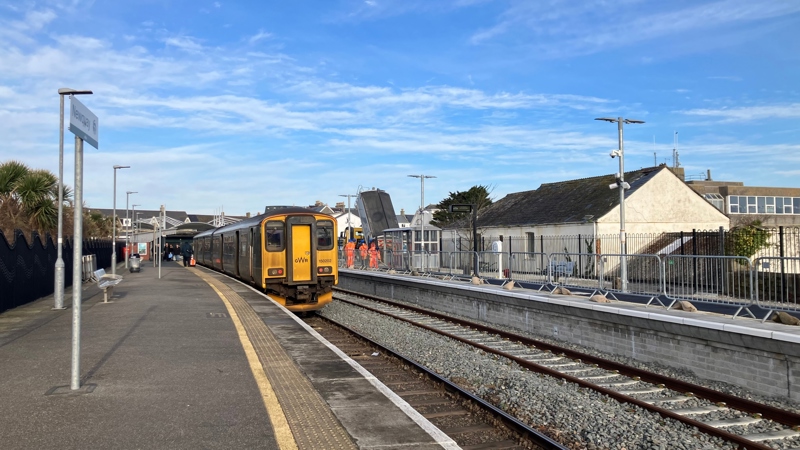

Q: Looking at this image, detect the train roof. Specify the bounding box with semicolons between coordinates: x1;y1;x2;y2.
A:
193;206;332;238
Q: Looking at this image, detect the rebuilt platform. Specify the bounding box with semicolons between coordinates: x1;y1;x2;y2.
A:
340;269;800;403
0;262;456;450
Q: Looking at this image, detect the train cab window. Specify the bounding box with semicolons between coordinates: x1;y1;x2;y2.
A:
316;220;334;250
265;221;284;251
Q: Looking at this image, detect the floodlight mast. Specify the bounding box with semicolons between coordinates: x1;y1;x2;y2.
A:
339;194;356;241
408;175;436;273
595;117;644;293
111;165;131;276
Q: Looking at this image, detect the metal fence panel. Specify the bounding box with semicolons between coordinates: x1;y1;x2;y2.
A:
507;252;549;286
597;253;664;305
753;256;800;314
664;255;754;313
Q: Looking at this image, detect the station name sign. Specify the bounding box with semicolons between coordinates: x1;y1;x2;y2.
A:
68;96;99;149
449;204;473;213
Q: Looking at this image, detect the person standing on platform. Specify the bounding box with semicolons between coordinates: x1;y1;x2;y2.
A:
358;241;368;269
368;241;380;269
345;239;356;268
182;244;193;267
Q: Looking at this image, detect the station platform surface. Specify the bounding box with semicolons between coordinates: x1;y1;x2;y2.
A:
0;262;456;450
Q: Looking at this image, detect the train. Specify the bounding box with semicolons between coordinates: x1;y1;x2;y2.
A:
193;206;338;313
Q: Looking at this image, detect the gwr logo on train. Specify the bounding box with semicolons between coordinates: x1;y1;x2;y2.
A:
295;256;309;263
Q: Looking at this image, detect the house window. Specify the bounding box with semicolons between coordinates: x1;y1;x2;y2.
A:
703;193;724;211
727;195;800;215
526;232;536;253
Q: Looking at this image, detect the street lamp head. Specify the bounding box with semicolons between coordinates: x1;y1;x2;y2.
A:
58;88;93;95
624;119;645;124
595;117;617;123
127;191;138;195
113;165;130;170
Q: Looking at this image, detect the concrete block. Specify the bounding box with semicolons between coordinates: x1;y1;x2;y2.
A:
722;324;773;339
772;331;800;344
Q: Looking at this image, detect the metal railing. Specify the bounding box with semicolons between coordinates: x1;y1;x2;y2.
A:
341;247;800;320
663;255;754;317
753;256;800;320
598;253;665;307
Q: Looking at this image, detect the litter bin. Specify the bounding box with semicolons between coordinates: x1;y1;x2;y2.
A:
129;253;141;273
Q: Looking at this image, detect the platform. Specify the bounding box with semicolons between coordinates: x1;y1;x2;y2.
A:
340;269;800;403
0;262;457;450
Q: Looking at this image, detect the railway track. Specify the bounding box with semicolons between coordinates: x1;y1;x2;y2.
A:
330;288;800;450
306;314;567;450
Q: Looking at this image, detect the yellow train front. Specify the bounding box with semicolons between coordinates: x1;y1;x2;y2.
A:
193;206;338;313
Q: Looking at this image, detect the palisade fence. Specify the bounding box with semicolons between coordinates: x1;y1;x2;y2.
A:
0;230;123;314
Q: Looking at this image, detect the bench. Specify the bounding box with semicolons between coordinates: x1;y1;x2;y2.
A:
549;261;575;280
93;269;123;303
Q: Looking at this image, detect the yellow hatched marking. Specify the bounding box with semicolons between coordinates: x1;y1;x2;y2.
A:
192;268;356;450
196;272;298;450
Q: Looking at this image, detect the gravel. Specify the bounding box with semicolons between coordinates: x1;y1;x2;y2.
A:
321;300;744;450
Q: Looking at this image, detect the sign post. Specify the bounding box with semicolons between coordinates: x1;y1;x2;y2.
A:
68;95;99;391
450;204;478;276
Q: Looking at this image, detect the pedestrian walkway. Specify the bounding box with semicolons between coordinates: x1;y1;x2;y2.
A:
0;261;454;450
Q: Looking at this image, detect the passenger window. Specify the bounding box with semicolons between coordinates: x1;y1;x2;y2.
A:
265;221;284;252
316;220;334;250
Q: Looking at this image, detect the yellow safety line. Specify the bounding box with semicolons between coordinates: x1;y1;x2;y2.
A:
204;279;299;450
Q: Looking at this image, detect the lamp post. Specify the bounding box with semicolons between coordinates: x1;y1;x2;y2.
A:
111;165;130;276
339;194;356;241
124;191;137;268
595;117;644;292
54;88;92;310
134;210;141;251
408;174;435;272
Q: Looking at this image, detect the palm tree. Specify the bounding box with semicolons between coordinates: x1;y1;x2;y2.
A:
0;161;64;236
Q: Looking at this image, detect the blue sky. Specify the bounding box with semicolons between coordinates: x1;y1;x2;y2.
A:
1;0;799;217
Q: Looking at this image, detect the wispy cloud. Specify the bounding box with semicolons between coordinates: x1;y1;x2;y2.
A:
469;0;800;57
164;35;205;53
248;29;273;45
678;104;800;122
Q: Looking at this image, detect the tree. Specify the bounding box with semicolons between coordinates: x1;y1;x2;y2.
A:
726;220;772;263
430;185;494;229
0;161;64;237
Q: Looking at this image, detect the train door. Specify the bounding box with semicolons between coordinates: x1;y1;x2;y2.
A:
234;231;240;277
247;228;254;283
287;216;315;283
253;225;263;288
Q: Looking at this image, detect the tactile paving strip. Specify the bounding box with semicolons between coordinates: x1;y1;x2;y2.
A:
192;269;357;450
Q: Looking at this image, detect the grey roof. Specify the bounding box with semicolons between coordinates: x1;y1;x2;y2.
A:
88;208;188;222
476;165;674;228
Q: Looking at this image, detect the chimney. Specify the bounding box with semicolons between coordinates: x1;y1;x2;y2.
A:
400;208;405;215
707;169;712;181
246;212;251;218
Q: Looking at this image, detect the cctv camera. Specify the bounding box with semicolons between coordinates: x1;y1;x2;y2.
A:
610;149;621;158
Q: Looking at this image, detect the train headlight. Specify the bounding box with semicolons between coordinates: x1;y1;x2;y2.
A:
268;268;284;276
317;266;332;274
